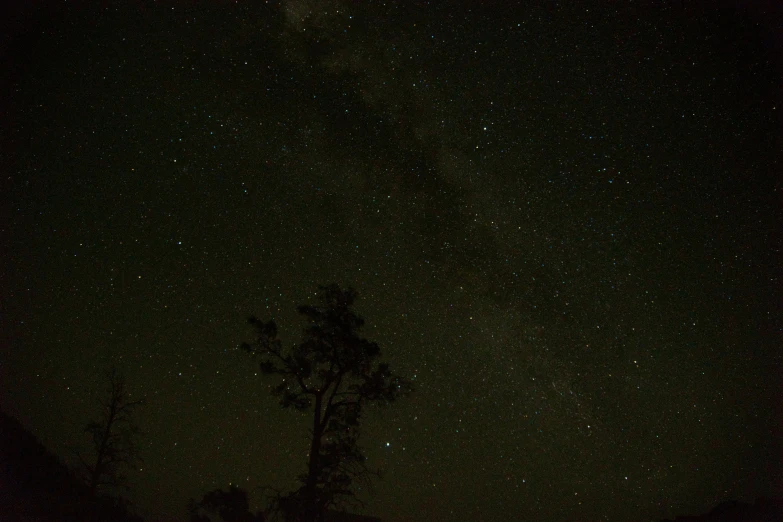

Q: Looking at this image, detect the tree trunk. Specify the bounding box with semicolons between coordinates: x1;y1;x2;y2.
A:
90;407;115;495
305;392;323;521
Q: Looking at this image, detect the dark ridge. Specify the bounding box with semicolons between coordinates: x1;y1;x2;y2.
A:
0;408;144;522
660;497;783;522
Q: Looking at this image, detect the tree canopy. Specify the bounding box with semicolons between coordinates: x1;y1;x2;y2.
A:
242;284;412;522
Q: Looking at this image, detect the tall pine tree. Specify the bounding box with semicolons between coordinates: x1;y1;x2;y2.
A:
242;284;411;522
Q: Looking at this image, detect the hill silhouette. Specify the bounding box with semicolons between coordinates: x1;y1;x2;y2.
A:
0;408;143;521
660;498;783;522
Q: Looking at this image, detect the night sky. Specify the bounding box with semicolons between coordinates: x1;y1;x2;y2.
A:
2;1;782;521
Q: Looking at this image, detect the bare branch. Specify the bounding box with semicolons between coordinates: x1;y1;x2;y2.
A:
82;366;144;495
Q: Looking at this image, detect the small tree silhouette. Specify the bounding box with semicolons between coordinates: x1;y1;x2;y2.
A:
189;485;265;522
242;284;412;522
79;366;145;495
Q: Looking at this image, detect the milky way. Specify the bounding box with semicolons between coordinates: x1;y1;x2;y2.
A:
2;2;781;521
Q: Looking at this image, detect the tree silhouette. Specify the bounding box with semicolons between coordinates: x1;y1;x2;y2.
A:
79;366;145;495
189;485;265;522
242;284;412;522
1;409;145;521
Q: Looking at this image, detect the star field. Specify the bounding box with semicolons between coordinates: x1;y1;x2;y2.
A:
1;2;781;521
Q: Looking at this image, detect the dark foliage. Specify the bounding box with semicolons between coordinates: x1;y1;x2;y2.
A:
241;284;411;522
189;485;265;522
